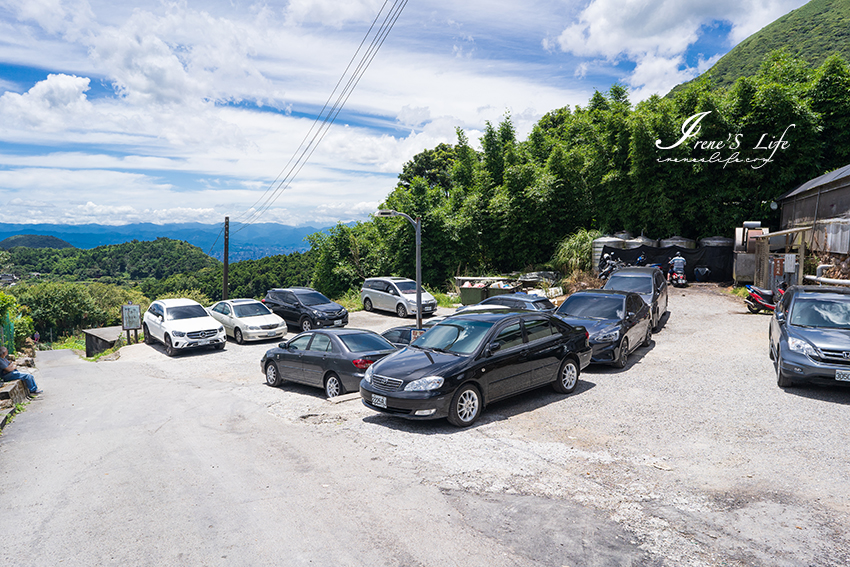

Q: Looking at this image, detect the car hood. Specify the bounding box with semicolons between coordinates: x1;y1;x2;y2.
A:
789;326;850;350
555;316;619;336
400;290;436;302
371;346;465;382
167;316;222;332
236;314;283;327
310;302;346;313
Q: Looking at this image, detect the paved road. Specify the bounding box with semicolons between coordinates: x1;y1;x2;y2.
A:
2;288;849;566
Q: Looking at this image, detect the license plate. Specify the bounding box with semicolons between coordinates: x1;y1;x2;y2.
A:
197;340;209;346
267;331;277;337
334;319;343;326
372;394;387;408
837;370;850;382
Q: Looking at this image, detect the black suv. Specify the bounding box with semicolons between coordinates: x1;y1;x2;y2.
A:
262;287;349;332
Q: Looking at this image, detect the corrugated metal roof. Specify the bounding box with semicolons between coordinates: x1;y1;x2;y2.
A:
778;162;850;201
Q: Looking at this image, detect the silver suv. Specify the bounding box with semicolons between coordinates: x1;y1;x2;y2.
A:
360;277;437;318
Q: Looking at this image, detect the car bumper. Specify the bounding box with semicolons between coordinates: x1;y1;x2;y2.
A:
313;315;349;328
172;335;226;350
241;327;287;341
577;347;593;370
588;340;622;365
359;380;454;420
778;347;850;385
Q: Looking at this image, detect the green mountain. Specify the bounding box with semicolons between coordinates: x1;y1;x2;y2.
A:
682;0;850;91
0;234;75;249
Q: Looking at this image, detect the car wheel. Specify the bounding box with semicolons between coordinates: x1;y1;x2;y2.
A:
300;317;313;332
214;342;225;351
265;361;282;387
396;304;408;318
615;337;629;368
448;384;482;427
324;373;343;398
363;298;373;312
552;358;579;394
234;328;244;344
164;335;176;357
642;324;652;347
143;324;153;345
775;352;794;388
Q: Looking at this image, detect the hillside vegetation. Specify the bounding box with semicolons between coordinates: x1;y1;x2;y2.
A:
677;0;850;91
0;234;74;249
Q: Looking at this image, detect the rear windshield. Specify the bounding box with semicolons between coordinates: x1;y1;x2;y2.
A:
531;299;556;310
604;274;653;294
339;333;395;352
411;319;494;355
790;296;850;329
296;291;332;306
166;305;209;320
233;302;272;318
556;295;624;320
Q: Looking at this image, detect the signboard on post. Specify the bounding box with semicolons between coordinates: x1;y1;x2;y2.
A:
122;302;142;344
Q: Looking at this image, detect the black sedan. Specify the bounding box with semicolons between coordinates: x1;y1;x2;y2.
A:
603;266;668;330
554;289;652;368
769;286;850;388
262;329;397;398
360;310;592;427
380;326;427;348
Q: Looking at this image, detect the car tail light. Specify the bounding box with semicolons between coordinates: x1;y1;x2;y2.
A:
352;359;375;370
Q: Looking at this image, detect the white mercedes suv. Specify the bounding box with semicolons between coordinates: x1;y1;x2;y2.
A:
143;298;226;356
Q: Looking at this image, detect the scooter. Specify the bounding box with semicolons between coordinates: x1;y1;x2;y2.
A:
669;270;687;287
744;283;786;314
599;257;624;280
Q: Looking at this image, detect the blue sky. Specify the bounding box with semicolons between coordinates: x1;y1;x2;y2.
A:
0;0;808;227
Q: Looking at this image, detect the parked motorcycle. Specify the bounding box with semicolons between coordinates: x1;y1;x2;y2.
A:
599;254;624;280
744;283;786;314
669;270;687;287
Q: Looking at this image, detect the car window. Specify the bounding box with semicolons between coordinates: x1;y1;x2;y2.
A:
219;303;232;315
382;330;402;343
494;322;524;349
532;299;556;310
308;334;333;352
339;333;395;352
790;296;850;329
524;318;554;342
282;291;297;304
557;295;625;320
166;304;208;320
233;302;272;318
605;274;653;294
394;281;419;294
627;295;644;315
288;335;312;350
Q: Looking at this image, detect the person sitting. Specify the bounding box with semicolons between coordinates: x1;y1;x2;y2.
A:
0;346;41;395
668;252;686;282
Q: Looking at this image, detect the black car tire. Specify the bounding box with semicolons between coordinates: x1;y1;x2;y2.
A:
747;303;761;314
324;373;343;398
214;342;225;350
396;304;408;318
642;324;652;347
300;317;313;332
615;337;629;368
448;384;482;427
234;328;244;344
265;361;282;387
164;335;176;357
775;352;794;388
552;358;579;394
363;298;373;312
143;324;153;345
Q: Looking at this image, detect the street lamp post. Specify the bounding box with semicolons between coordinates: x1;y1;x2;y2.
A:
376;209;422;329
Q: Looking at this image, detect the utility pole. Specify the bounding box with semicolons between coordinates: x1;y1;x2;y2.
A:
223;216;229;300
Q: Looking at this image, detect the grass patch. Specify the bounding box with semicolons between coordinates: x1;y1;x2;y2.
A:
51;335;86;351
335;288;363;312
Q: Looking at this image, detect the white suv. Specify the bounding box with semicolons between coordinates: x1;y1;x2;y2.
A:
360;277;438;318
143;298;226;356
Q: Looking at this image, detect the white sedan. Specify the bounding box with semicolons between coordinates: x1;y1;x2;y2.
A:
208;299;287;344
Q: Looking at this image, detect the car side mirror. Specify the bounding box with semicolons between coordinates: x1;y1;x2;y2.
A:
278;341;288;349
628;311;636;320
485;342;501;357
775;312;786;325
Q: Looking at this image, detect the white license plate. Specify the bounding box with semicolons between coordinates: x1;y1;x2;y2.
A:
267;331;277;337
372;394;387;408
837;370;850;382
334;319;343;326
197;340;210;346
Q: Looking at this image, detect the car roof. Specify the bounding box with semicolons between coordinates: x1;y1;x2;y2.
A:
608;267;659;276
227;298;260;304
157;298;202;307
565;289;632;298
448;308;546;323
790;286;850;297
487;292;547;302
304;327;376;336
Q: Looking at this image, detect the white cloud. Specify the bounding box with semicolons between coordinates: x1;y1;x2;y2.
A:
0;74;94;130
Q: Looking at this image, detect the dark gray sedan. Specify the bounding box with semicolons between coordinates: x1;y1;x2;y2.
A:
769;286;850;388
603;267;668;330
261;329;397;398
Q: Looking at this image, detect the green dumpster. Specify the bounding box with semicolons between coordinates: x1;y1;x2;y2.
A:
459;286;488;305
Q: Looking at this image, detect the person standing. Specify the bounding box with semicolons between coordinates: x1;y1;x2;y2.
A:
0;346;41;395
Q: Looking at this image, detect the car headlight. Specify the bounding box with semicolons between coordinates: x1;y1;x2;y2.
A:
312;309;323;317
591;327;619;342
247;325;260;330
171;330;186;337
788;337;818;357
364;364;374;383
404;376;444;391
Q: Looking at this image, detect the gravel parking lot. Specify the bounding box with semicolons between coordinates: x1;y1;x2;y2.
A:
7;285;850;566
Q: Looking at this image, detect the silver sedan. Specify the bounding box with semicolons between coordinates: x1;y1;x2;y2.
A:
208;299;287;344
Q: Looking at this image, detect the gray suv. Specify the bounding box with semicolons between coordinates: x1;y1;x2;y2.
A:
361;277;437;318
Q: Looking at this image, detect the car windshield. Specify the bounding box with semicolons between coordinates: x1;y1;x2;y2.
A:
604;275;653;294
166;304;209;320
556;295;625;320
340;333;395;352
233;302;272;318
296;291;332;306
790;296;850;329
394;281;421;294
411;319;494;355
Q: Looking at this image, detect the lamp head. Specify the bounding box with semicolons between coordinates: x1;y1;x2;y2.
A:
375;209;398;218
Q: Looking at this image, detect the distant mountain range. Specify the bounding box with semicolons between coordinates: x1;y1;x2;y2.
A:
0;222;331;261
